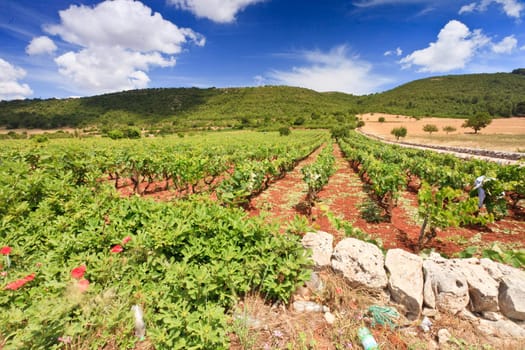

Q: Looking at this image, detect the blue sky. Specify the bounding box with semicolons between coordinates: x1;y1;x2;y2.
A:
1;0;524;100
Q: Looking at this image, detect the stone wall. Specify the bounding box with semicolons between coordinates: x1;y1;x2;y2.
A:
302;231;525;341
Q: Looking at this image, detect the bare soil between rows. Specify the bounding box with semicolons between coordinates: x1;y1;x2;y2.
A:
247;143;525;256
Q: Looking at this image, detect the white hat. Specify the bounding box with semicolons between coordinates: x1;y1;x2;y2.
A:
473;175;485;190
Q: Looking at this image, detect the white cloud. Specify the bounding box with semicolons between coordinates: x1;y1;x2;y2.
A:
384;47;403;56
459;0;524;18
167;0;264;23
267;45;391;95
0;58;33;100
44;0;204;94
459;2;477;14
353;0;428;7
492;35;517;53
26;36;57;55
55;46;175;92
253;75;265;86
399;20;490;73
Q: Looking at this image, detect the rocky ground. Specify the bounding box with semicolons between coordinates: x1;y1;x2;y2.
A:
230;232;525;350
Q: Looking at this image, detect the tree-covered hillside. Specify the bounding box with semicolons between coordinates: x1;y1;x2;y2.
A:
0;86;359;130
362;72;525;118
1;71;524;130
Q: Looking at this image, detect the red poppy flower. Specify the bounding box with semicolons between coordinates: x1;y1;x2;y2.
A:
0;246;12;255
121;236;132;245
110;245;123;253
71;265;86;279
4;273;35;290
77;279;90;293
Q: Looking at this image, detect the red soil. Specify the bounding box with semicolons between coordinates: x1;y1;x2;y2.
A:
248;143;525;256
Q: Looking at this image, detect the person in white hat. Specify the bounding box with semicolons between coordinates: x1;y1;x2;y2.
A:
472;175;488;209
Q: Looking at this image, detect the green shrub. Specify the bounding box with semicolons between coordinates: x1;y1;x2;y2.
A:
330;126;349;139
107;129;124;139
278;127;291;136
124;127;141;139
32;135;49;143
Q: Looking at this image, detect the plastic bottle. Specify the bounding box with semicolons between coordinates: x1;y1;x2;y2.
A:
292;300;329;313
358;327;379;350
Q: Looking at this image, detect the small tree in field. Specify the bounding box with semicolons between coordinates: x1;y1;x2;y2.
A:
391;126;407;140
422;124;438;135
442;125;456;134
462;113;492;134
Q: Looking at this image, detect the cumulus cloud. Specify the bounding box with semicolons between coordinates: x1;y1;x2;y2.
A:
267;45;391;95
0;58;33;100
44;0;204;94
26;36;57;55
54;47;176;92
459;0;524;18
492;35;517;53
384;47;403;56
399;20;490;73
167;0;264;23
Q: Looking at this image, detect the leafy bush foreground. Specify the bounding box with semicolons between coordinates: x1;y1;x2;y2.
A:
0;160;311;349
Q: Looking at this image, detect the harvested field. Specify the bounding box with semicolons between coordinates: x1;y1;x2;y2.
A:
359;113;525;152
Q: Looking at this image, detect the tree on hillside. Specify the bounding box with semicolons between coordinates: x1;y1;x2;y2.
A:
462;113;492;134
423;124;438;135
293;117;305;126
391;126;407;140
442;126;456;134
515;101;525;116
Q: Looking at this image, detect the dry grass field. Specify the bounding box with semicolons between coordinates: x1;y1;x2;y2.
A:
359;113;525;153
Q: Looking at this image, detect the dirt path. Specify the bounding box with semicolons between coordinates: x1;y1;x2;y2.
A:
248;145;325;226
312;143;420;250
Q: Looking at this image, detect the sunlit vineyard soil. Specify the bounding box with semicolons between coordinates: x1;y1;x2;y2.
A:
249;143;525;257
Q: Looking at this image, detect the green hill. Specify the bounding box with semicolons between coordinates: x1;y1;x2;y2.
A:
1;72;524;130
0;86;359;130
361;72;525;118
